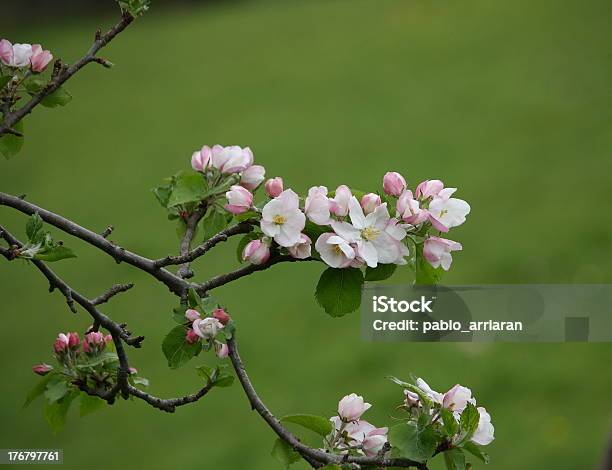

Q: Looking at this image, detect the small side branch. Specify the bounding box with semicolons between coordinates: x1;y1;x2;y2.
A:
92;283;134;306
154;218;256;269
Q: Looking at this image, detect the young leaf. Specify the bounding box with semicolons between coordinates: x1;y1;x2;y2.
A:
79;393;105;417
200;206;231;241
162;325;202;369
280;414;332;437
43;377;69;403
167;170;209;207
443;448;466;470
26;213;43;242
34;245;76;262
315;267;364;317
365;263;397;281
41;87;72;108
440;407;459;437
456;403;480;445
187;288;202;309
388;422;439;463
0;75;12;90
44;390;78;434
201;296;219;315
271;438;300;468
23;373;56;408
0;119;24;159
462;442;490;464
152;184;173;208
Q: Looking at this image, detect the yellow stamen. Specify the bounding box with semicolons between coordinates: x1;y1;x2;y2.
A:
272;214;286;225
361;227;381;241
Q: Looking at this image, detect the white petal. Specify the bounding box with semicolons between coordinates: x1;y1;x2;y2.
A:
348;197;366;229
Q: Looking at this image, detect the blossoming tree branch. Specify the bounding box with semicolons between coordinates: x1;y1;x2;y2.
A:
0;3;493;469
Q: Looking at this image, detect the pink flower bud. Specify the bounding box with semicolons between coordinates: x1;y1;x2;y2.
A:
212;308;230;325
211;145;253;174
185;309;201;322
240;165;266;190
330;185;352;216
264;177;284;198
67;332;80;348
360;193;381;215
338;393;372;422
83;332;106;354
191;146;212;172
214;342;229;358
383;172;406;197
0;39;13;66
415;179;444;199
10;43;33;68
242;239;270;265
104;334;113;344
128;367;138;375
53;333;69;353
30;44;53;73
185;328;200;344
32;363;53;376
442;384;473;412
224;185;253;214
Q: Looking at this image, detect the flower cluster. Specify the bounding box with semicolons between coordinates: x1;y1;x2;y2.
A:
0;39;53;73
325;393;389;457
402;377;494;446
183;307;231;358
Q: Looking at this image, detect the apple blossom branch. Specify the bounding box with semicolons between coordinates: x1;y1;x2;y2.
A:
227;337;427;469
0;224;216;413
0;11;135;137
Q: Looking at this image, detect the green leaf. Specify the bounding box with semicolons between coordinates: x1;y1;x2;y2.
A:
41;86;72;108
389;422;439;463
23;373;56;408
26;213;43;242
236;232;259;263
44;390;78;434
214;373;234;388
443;448;466;470
233;210;260;222
315;267;364;317
440;407;459;437
162;325;202;369
415;243;444;285
44;377;69;403
0;118;24;159
462;442;490;464
152;184;173;208
201;296;219;315
201;206;231;241
79;393;105;417
172;306;188;324
196;364;234;387
75;352;119;369
365;263;397;281
187;288;202;309
117;0;150;16
34;245;77;262
271;438;300;468
319;466;342;470
280;414;332;437
167;170;209;207
0;75;12;90
456;403;480;445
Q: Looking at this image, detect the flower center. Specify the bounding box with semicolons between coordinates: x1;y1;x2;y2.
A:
361;227;380;241
333;244;343;254
439;209;448;218
272;214;286;225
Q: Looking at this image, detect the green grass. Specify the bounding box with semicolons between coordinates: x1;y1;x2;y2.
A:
2;0;612;468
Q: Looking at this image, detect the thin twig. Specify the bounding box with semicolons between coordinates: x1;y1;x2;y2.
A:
92;283;134;305
154;218;256;268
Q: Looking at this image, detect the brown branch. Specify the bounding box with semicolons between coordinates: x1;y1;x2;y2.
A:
0;191;188;296
0;11;135;137
126;382;214;413
176;206;207;279
227;337;426;469
92;283;134;305
154;218;257;269
195;255;318;295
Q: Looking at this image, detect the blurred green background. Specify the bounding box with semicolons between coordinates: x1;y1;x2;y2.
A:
2;0;612;468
